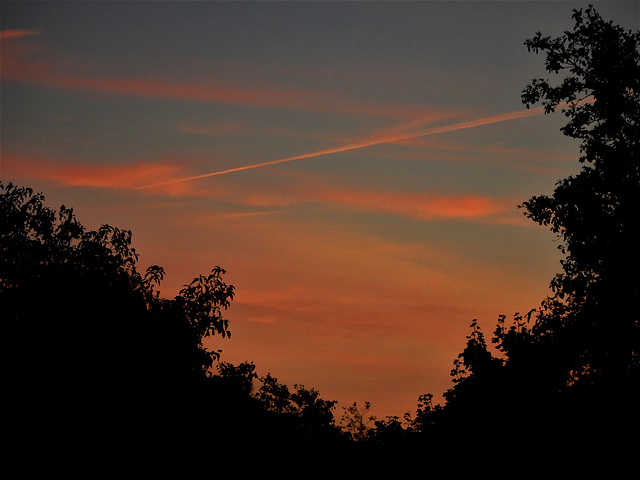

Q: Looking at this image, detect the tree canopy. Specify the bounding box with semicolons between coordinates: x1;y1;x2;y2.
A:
439;5;640;448
1;181;343;459
1;182;239;451
519;5;640;389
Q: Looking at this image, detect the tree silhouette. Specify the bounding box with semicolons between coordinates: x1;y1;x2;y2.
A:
434;6;639;452
520;5;640;393
1;182;235;450
251;371;342;450
1;184;346;460
4;5;638;464
339;401;375;442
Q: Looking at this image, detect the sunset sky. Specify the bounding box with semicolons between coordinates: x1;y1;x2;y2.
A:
2;1;638;419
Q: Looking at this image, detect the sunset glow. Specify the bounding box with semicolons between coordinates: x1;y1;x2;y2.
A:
2;1;637;420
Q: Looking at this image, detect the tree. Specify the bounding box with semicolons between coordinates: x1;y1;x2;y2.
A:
1;182;235;443
147;266;235;389
439;320;507;433
215;360;258;396
519;5;639;396
253;372;339;443
408;393;444;434
340;401;375;442
438;6;639;446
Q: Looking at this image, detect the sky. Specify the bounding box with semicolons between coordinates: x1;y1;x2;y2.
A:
2;0;638;420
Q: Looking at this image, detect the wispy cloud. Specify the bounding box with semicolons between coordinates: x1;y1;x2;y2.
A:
0;29;44;39
1;33;453;121
4;149;522;225
187;169;518;224
176;109;460;143
314;187;515;222
0;33;319;107
136;106;546;190
1;153;187;193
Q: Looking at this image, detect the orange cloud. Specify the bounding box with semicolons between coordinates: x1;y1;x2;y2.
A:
3;151;518;226
0;34;320;109
1;153;188;194
50;75;333;110
1;29;470;139
310;186;513;222
184;170;516;224
425;195;505;219
0;33;452;122
0;29;44;39
0;30;50;79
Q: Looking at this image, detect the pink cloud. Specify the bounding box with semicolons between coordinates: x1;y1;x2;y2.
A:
0;29;44;39
0;35;322;110
51;76;332;110
4;150;520;226
190;171;518;224
1;32;461;121
311;187;514;222
425;194;505;219
1;153;189;194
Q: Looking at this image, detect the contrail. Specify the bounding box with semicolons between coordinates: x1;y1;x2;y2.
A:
135;106;545;190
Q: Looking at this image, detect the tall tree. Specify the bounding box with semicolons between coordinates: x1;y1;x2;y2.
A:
519;5;639;394
438;7;639;447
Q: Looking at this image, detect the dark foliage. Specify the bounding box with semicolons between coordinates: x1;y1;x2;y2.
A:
429;6;640;455
520;5;640;390
0;182;237;450
2;5;638;468
0;181;344;463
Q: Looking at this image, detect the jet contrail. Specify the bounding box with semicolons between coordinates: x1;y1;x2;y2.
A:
135;106;545;190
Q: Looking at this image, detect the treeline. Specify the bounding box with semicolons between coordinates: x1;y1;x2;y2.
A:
0;182;343;458
2;6;638;467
